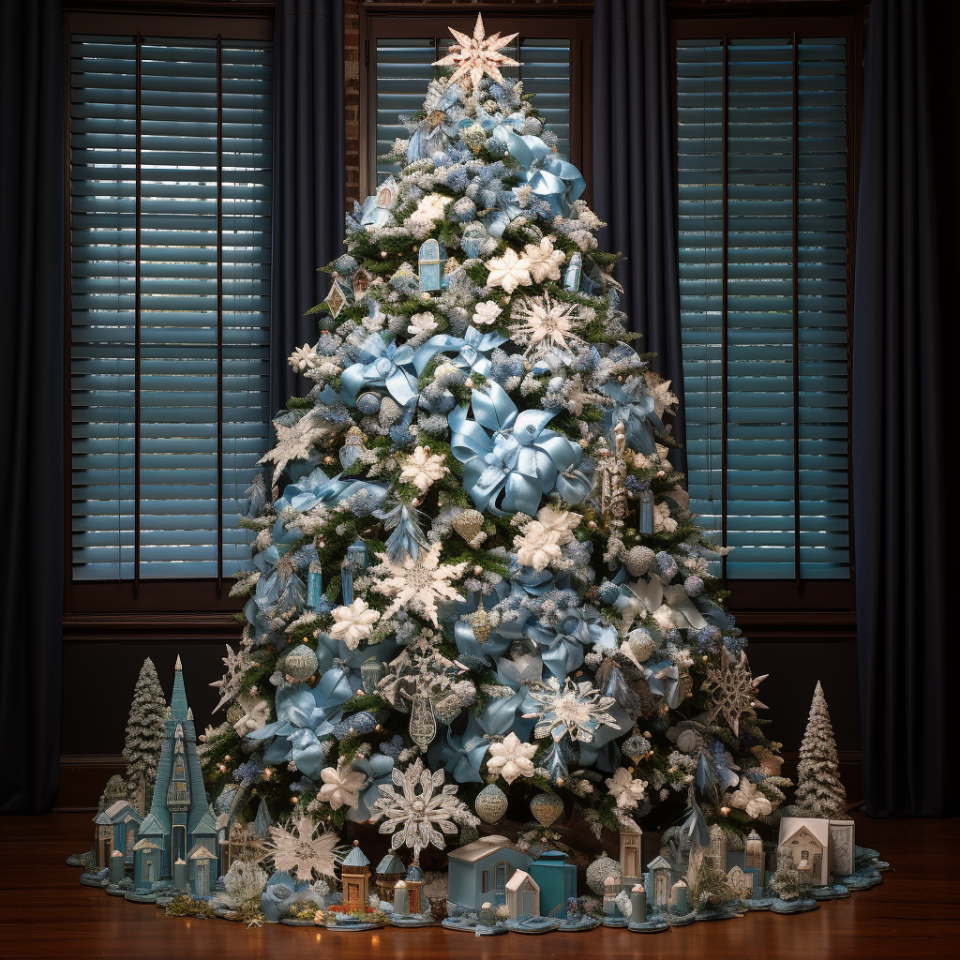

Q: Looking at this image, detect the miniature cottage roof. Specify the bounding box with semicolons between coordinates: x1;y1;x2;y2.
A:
533;851;570;866
132;837;161;852
506;870;537;893
406;863;424;882
342;844;370;868
447;835;523;863
253;799;274;838
376;854;406;876
646;855;672;871
779;817;831;850
138;812;165;837
188;843;217;861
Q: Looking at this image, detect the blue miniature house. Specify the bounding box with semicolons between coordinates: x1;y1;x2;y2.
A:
418;239;446;292
529;850;577;917
446;835;531;909
188;843;217;897
94;800;143;870
136;657;219;886
132;837;162;890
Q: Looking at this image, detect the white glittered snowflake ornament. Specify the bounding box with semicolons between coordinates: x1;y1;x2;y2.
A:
372;542;468;626
399;445;448;494
261;814;338;883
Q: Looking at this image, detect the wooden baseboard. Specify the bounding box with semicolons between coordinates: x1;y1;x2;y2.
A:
56;750;865;813
56;754;125;812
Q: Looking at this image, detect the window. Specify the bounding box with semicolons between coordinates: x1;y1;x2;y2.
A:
361;9;592;194
67;20;273;597
673;17;858;584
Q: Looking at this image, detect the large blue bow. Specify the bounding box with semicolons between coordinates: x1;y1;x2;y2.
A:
439;581;512;664
436;717;490;784
602;378;664;456
643;658;686;710
413;326;507;379
408;83;465;162
252;546;284;614
341;334;419;408
246;671;355;780
524;606;618;680
347;753;395;822
315;632;401;695
449;381;591;516
489;655;544;741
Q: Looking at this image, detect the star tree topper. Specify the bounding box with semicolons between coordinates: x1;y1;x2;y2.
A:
433;14;520;91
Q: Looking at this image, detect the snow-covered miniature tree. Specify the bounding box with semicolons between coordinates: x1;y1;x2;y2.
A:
793;681;847;820
202;14;789;861
768;851;800;901
122;657;167;814
692;854;738;910
98;773;128;813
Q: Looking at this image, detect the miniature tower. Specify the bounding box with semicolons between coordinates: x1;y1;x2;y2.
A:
745;829;763;871
647;856;673;910
619;821;643;886
136;658;219;883
405;862;424;914
341;841;371;911
708;823;728;871
376;853;407;903
529;850;577;917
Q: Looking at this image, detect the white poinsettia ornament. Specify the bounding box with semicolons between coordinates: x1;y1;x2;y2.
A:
399;445;448;494
373;542;468;626
653;501;677;534
329;598;381;649
728;780;774;819
472;300;503;326
318;762;366;811
288;343;319;373
522;236;565;282
485;248;532;294
645;373;679;418
407;312;438;337
513;528;562;572
605;767;648;811
486;732;537;785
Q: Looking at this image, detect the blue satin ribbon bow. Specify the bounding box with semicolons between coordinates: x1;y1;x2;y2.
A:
449;381;592;516
524;605;617;681
340;334;419;408
602;378;664;456
347;753;395;822
413;326;507;379
436;717;490;784
245;670;355;780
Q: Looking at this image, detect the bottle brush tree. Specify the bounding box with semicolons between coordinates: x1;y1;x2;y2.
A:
122;657;168;814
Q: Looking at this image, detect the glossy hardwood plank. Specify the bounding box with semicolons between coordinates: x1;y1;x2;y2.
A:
0;811;957;960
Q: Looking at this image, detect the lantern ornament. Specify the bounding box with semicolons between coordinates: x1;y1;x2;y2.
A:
418;239;447;292
361;658;385;694
347;538;370;571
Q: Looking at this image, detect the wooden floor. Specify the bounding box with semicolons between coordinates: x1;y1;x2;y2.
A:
1;811;957;960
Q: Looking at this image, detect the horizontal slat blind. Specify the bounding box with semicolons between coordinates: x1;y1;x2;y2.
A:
70;35;272;581
677;37;850;579
375;37;571;184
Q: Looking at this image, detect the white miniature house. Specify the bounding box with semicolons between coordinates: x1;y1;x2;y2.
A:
709;823;728;871
619;821;643;884
726;864;754;896
505;869;540;918
778;818;831;886
745;829;764;871
646;856;673;909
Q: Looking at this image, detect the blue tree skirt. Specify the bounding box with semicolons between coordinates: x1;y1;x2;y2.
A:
811;884;851;901
280;918;317;926
390;915;436;928
628;916;671;933
325;920;384;931
770;898;818;914
124;890;160;904
742;898;775;911
695;903;741;922
505;916;559;934
473;924;508;936
556;915;601;932
668;912;697;927
442;917;479;932
78;874;105;888
844;871;882;891
600;915;630;928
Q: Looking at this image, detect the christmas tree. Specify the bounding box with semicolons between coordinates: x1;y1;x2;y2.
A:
201;15;788;869
122;657;168;815
768;851;801;901
793;681;847;820
98;774;128;814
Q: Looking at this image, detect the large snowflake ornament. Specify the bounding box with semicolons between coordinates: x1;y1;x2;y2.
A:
523;677;621;744
261;813;338;883
210;644;247;713
370;758;479;859
257;414;324;483
511;293;585;362
433;14;520;90
703;649;769;736
372;542;468;626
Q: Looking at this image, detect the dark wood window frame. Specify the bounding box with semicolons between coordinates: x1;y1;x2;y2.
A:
669;4;865;640
62;3;275;642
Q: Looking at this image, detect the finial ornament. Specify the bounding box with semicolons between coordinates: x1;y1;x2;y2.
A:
433;14;520;90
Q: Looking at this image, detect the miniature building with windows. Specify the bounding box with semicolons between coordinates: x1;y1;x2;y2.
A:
619;821;643;886
404;862;424;914
505;870;540;918
188;844;217;897
93;800;142;870
708;823;728;871
778;817;831;886
375;853;407;903
136;658;219;887
828;820;856;876
646;856;673;910
341;842;371;911
447;835;531;909
745;829;764;871
132;837;162;891
418;239;447;292
727;864;754;896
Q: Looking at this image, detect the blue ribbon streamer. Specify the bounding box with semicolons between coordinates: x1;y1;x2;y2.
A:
524;605;617;681
449;381;591;516
341;334;419;408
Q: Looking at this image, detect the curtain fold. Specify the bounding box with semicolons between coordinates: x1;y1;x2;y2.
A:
592;0;686;469
0;0;64;815
270;0;346;414
852;0;952;817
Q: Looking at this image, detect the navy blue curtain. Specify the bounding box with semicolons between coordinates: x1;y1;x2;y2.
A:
853;0;954;817
0;0;64;814
592;0;686;469
270;0;345;413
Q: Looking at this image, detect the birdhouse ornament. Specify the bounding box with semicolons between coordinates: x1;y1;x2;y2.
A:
418;239;447;292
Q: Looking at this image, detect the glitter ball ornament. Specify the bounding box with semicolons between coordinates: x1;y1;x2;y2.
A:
586;856;621;896
332;711;379;740
622;733;652;764
475;784;508;824
684;575;704;597
356;392;381;416
452;196;477;222
282;644;319;681
625;546;655;577
625;629;657;664
529;792;563;827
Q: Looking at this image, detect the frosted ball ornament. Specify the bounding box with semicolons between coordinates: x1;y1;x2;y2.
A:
586;856;621;896
625;546;656;577
529;793;564;828
283;644;319;682
475;784;509;824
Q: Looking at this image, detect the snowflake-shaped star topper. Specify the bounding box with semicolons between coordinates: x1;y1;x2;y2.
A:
433;14;520;91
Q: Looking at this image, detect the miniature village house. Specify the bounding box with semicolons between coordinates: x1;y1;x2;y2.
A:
93;800;142;870
646;856;673;909
528;850;577;917
375;853;407;903
745;829;764;871
404;862;424;914
446;835;531;909
341;842;371;911
778;818;831;886
619;821;643;885
505;870;540;918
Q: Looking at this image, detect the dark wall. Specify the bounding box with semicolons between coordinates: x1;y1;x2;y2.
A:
62;637;861;758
